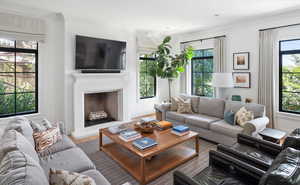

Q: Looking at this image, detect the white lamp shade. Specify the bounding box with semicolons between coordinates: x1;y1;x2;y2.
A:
212;73;233;88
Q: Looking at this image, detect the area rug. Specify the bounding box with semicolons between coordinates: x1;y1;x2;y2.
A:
77;137;216;185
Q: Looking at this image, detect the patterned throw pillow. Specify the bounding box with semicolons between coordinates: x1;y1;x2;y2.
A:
170;97;184;111
33;125;62;152
88;111;108;121
177;99;193;114
50;169;96;185
234;107;254;127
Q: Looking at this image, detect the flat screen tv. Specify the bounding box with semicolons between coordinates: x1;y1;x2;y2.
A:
75;35;126;72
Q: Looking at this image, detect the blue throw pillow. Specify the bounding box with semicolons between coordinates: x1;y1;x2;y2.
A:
224;111;235;125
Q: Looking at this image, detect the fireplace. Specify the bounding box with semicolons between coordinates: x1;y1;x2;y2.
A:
84;91;119;127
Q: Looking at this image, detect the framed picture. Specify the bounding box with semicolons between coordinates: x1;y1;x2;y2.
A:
233;52;249;70
233;72;251;88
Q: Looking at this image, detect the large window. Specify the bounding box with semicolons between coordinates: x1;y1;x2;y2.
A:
0;38;38;117
279;39;300;114
191;49;214;97
139;55;156;99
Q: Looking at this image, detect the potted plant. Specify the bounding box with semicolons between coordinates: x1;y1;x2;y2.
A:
149;36;194;101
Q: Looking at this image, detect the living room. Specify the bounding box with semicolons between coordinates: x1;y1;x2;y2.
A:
1;0;300;185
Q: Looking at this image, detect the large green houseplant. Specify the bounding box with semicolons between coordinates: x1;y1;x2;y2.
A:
149;36;194;101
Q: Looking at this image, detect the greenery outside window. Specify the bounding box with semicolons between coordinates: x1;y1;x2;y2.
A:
191;49;214;97
139;55;156;99
279;39;300;114
0;38;38;117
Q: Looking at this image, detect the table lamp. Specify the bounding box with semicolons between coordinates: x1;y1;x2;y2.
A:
212;73;234;99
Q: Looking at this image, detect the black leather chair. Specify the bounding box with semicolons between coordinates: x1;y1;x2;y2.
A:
218;129;300;172
217;134;282;171
174;150;265;185
174;147;300;185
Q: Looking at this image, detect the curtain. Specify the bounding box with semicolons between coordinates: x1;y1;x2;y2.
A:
213;37;227;72
0;12;46;42
258;30;277;128
179;43;192;94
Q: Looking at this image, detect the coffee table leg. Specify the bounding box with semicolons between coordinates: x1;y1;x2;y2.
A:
99;130;103;151
195;136;199;155
140;157;146;185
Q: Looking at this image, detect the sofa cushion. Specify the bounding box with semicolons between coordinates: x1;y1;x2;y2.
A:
210;120;243;138
38;135;76;157
225;101;265;118
0;150;49;185
185;114;220;129
198;97;225;119
81;169;111;185
259;147;300;185
5;116;35;146
40;147;95;176
0;130;39;163
180;94;200;113
166;111;191;122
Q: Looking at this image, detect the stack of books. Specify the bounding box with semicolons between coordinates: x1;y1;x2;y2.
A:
171;125;190;136
155;121;173;130
119;129;141;142
132;137;157;150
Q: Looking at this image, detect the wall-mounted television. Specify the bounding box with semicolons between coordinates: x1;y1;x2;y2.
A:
75;35;126;73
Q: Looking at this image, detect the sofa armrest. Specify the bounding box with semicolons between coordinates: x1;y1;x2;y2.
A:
173;171;200;185
155;103;171;120
242;117;269;136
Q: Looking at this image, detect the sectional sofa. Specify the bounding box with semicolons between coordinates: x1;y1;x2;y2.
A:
156;94;269;146
0;116;110;185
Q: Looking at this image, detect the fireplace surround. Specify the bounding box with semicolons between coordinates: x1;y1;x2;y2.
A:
72;72;130;139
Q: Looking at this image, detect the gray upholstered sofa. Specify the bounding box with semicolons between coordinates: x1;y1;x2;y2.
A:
156;94;269;146
0;116;110;185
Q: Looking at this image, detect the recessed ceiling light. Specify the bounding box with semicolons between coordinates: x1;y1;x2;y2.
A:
214;14;220;17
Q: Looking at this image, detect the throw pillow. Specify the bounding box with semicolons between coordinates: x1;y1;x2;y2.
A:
170;96;184;111
234;107;254;127
259;147;300;185
177;99;193;114
224;111;235;125
50;169;96;185
5;116;35;146
0;150;49;185
0;130;39;163
30;118;53;132
33;125;62;153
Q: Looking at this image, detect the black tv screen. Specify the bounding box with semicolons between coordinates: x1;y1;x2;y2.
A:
75;35;126;71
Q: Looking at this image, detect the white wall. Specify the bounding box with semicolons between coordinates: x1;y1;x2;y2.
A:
63;17;167;133
174;10;300;132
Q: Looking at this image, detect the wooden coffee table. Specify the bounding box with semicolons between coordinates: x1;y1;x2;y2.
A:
99;124;199;185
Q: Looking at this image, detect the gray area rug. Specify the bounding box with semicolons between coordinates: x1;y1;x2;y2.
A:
78;137;216;185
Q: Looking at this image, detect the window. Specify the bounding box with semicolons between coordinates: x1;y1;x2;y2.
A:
191;49;214;97
0;38;38;117
279;39;300;114
139;55;156;99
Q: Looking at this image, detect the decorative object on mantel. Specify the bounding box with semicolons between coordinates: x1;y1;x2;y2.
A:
233;52;250;70
88;110;108;121
212;73;234;99
233;72;251;88
245;98;253;103
147;36;194;101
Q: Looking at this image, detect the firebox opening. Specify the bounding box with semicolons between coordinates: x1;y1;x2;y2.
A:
84;91;119;127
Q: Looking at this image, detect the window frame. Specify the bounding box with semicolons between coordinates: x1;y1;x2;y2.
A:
139;56;157;99
279;39;300;115
0;41;38;118
191;49;214;97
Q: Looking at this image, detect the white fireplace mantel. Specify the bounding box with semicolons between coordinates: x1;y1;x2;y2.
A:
71;72;130;139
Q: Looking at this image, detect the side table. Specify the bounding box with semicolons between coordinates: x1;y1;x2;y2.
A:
259;128;286;145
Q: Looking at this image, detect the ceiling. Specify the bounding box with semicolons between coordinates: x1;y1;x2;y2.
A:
1;0;300;33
